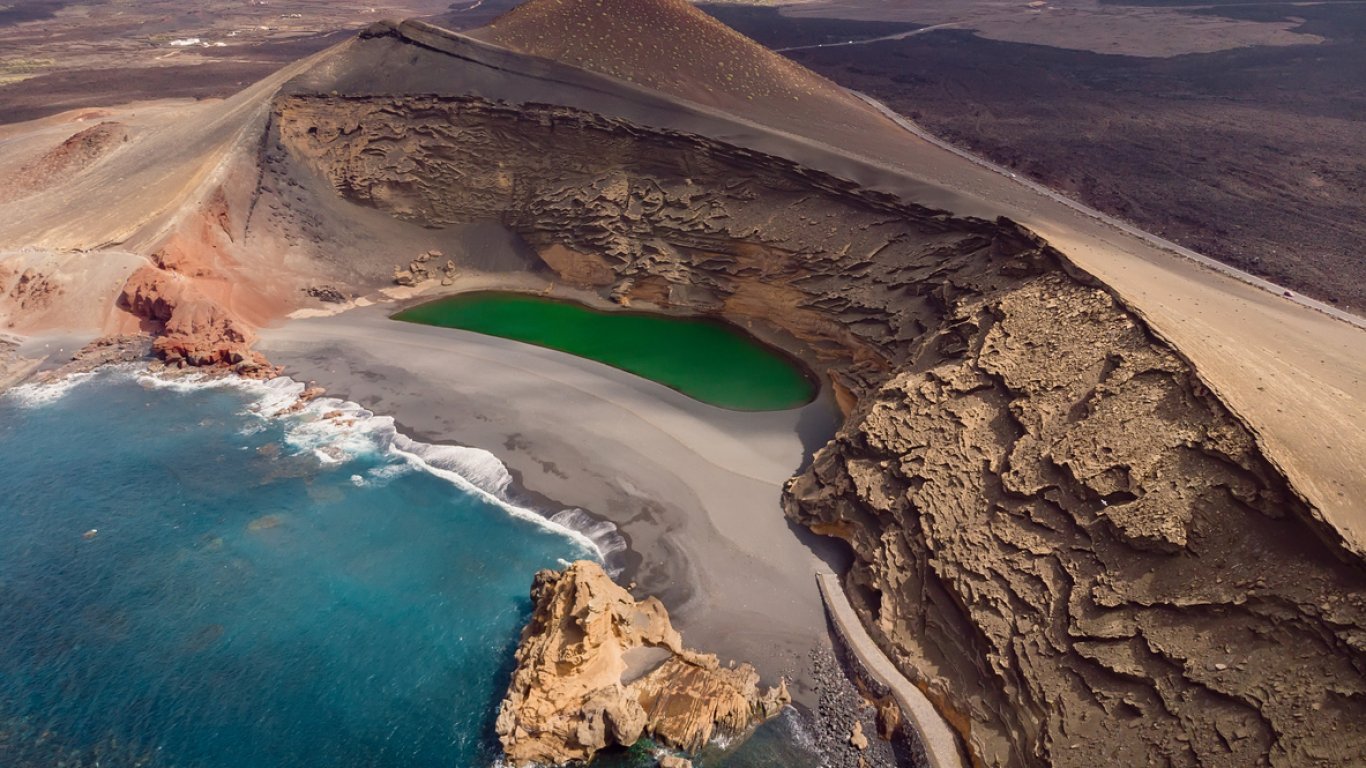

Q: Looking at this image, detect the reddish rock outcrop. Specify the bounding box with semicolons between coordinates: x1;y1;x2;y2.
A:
118;264;266;371
111;174;295;375
5;267;62;313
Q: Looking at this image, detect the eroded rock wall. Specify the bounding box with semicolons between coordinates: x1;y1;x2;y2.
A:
270;94;1043;392
271;93;1366;767
787;273;1366;767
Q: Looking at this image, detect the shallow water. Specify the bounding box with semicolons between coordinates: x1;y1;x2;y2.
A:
0;372;819;768
394;292;817;411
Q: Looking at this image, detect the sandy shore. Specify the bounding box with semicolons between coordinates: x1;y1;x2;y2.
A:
258;299;846;703
0;331;103;388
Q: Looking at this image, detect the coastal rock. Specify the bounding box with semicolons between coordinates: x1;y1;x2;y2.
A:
119;263;266;372
496;561;789;766
122;262;260;368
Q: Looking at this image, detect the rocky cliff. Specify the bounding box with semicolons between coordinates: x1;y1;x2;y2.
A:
270;85;1366;767
785;274;1366;767
496;561;788;765
269;93;1036;394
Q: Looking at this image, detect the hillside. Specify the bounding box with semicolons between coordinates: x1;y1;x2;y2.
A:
471;0;902;142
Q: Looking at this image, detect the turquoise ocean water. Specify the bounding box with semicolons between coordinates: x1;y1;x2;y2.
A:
0;371;816;768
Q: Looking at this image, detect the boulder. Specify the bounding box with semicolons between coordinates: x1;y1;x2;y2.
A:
496;561;788;766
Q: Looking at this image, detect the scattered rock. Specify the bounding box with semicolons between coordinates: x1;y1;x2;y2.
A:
6;267;62;312
849;721;868;751
807;647;901;768
277;384;326;415
874;696;901;741
305;285;350;303
247;515;283;532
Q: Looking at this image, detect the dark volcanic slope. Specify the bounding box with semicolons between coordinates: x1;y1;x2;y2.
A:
475;0;852;107
260;16;1366;768
471;0;911;155
711;3;1366;311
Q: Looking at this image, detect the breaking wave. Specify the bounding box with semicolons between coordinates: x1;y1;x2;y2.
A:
551;507;629;564
4;370;100;406
6;367;627;568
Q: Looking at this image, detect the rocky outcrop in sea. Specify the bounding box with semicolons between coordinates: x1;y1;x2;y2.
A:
496;561;789;766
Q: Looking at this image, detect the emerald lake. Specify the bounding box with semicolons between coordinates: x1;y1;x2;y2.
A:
393;292;817;411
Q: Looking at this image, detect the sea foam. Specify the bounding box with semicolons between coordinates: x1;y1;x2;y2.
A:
4;370;100;406
6;366;627;569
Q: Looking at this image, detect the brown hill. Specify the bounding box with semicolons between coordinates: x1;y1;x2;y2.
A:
471;0;893;137
0;121;127;205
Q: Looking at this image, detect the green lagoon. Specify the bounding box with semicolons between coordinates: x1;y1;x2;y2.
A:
394;292;817;411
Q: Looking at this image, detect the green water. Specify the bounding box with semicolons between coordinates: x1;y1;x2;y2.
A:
394;292;817;411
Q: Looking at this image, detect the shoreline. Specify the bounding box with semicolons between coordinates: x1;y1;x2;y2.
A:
258;297;850;706
0;353;624;567
2;296;852;707
0;341;872;762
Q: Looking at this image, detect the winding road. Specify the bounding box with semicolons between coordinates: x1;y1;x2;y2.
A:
775;23;961;53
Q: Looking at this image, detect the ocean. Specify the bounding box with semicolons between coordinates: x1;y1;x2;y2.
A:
0;370;817;768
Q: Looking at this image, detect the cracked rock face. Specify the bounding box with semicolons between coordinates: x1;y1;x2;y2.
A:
271;94;1039;392
785;275;1366;767
495;561;789;766
270;88;1366;768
